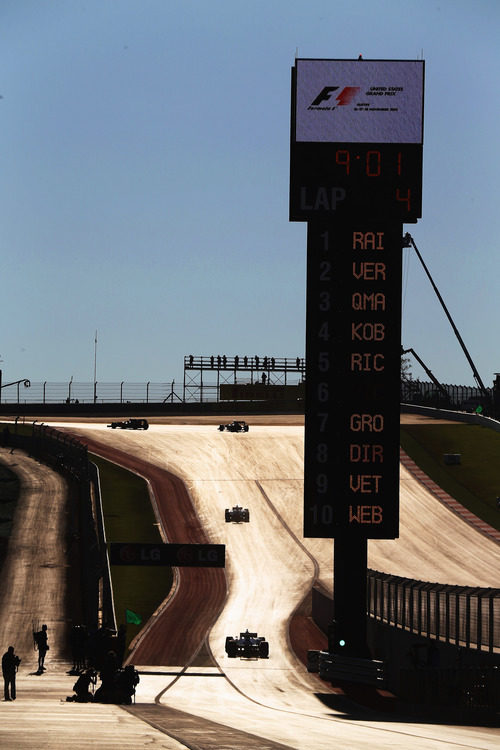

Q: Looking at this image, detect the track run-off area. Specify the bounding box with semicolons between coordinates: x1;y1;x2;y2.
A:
0;414;499;749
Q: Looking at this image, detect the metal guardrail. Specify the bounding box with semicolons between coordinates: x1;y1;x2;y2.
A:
89;461;116;631
312;651;386;687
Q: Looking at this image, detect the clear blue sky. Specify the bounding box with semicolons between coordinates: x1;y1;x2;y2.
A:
1;0;499;388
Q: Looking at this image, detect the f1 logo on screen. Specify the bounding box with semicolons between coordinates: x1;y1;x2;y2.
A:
309;85;360;108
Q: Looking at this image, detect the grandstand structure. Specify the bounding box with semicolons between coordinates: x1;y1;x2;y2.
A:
183;354;305;403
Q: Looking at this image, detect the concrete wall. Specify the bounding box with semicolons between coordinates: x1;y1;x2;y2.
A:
0;400;305;418
402;403;500;432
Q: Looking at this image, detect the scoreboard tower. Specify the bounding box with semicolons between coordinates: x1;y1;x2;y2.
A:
290;58;424;656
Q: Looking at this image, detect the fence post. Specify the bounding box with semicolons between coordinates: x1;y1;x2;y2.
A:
465;589;471;649
488;591;495;653
444;587;450;644
401;580;407;631
380;575;385;623
367;572;373;618
435;586;441;642
426;585;432;639
476;592;482;651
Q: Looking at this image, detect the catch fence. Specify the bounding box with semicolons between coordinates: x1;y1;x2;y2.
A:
0;381;182;405
368;570;500;653
0;377;495;408
401;380;492;410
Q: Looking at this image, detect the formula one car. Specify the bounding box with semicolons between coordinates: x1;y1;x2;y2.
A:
225;505;250;523
225;630;269;659
107;419;149;430
218;420;249;432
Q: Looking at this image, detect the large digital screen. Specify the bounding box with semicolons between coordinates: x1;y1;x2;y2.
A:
290;59;424;222
294;59;424;144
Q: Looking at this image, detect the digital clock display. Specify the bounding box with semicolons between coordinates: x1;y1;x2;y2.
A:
290;141;422;222
335;148;405;176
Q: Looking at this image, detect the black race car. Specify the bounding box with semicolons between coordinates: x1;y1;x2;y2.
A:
107;419;149;430
225;630;269;659
218;420;249;432
225;505;250;523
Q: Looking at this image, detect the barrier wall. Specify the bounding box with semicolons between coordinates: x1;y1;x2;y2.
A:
402;402;500;432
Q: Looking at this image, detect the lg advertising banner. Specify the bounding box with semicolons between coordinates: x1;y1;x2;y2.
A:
109;542;226;568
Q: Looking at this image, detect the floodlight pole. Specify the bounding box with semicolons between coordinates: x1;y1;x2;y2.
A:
0;371;31;404
93;330;98;404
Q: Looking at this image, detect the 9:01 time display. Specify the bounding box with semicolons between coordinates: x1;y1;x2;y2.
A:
335;148;405;177
289;142;423;223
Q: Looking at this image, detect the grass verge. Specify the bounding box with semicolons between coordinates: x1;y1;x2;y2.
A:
400;422;500;531
91;455;174;652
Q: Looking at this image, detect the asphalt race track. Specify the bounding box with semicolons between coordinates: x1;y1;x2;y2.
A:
0;416;499;749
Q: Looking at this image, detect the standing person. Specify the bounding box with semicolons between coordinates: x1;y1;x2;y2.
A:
70;624;88;674
2;646;21;701
34;624;49;674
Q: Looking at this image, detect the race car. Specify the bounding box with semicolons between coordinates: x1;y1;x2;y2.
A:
218;420;249;432
107;419;149;430
225;630;269;659
225;505;250;523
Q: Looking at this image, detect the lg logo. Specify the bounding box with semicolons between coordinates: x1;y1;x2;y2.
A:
309;86;360;108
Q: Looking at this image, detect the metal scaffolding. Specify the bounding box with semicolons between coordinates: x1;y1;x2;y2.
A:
183;355;305;402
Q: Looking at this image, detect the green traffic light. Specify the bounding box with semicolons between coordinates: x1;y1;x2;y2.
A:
339;639;346;647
